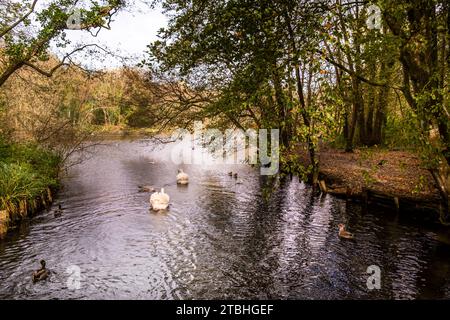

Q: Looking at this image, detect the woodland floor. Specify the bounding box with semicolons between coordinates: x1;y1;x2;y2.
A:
294;145;441;210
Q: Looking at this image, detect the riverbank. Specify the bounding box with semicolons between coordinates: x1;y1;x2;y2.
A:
0;142;60;238
3;139;450;299
90;125;160;139
89;127;442;214
290;145;441;214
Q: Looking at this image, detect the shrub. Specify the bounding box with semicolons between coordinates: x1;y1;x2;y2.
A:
0;142;61;216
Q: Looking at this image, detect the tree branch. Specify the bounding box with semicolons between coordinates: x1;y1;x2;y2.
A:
319;51;388;87
22;44;110;77
0;0;38;38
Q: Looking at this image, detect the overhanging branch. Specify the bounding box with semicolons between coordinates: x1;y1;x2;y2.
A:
319;52;388;87
0;0;38;38
23;44;113;77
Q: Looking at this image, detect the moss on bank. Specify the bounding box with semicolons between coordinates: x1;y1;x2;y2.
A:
0;141;61;238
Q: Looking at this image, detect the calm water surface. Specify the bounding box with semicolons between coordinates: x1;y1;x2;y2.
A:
1;140;450;299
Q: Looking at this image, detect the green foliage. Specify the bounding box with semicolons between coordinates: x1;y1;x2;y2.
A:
279;148;313;182
0;142;61;212
361;169;377;187
412;175;427;195
0;0;125;87
383;112;422;150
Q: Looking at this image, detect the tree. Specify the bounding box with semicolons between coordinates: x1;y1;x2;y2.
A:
148;0;329;182
0;0;125;87
381;0;450;219
321;0;400;151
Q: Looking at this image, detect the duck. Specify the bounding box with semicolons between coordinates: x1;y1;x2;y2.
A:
138;185;155;193
228;172;238;178
32;260;49;283
150;188;170;211
176;169;189;185
338;224;354;240
54;204;63;217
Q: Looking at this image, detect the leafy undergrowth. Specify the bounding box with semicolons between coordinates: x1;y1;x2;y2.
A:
0;141;61;220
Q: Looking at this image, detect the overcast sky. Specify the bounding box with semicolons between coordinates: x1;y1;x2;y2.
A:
51;2;168;70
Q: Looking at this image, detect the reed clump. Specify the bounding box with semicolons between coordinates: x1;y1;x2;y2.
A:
0;141;60;237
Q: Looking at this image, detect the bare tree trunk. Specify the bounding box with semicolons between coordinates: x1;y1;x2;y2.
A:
284;9;319;184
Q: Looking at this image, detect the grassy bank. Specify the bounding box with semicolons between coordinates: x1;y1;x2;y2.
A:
0;141;61;238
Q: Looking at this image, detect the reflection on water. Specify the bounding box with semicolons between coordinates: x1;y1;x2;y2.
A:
1;140;450;299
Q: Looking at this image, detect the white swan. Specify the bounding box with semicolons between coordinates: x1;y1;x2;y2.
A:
176;169;189;185
150;188;170;211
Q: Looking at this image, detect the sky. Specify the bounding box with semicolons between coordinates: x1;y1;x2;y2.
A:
51;2;168;70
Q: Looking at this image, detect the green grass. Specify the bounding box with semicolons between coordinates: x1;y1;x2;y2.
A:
0;140;61;217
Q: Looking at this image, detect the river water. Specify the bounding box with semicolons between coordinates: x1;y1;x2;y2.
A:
1;139;450;300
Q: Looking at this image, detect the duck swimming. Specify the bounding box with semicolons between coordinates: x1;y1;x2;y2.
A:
338;224;354;240
176;169;189;185
228;172;238;178
150;188;170;211
32;260;49;283
54;204;63;217
138;185;155;193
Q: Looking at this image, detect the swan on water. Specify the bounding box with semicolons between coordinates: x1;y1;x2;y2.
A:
150;188;170;211
177;169;189;185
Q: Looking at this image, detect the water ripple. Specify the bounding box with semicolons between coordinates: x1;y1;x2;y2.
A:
1;140;450;299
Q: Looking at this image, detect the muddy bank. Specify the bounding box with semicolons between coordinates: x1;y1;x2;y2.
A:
290;146;441;214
